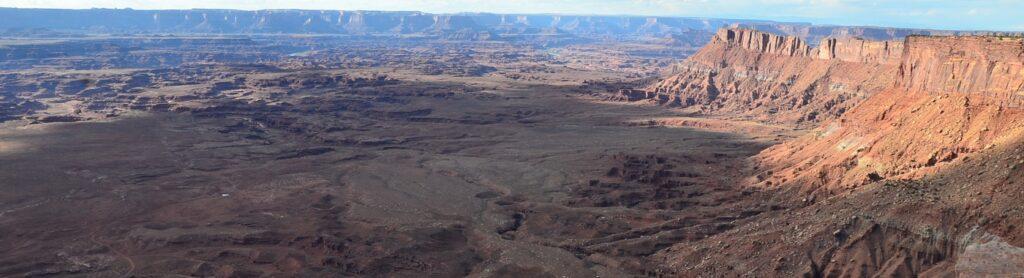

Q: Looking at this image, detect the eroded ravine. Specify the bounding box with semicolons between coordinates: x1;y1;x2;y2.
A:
0;73;794;277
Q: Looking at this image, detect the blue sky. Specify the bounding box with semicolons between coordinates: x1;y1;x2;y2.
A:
1;0;1022;31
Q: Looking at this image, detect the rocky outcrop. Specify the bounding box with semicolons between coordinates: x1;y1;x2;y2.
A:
716;28;811;56
755;35;1024;195
639;28;902;124
646;36;1024;276
899;36;1024;97
813;37;903;64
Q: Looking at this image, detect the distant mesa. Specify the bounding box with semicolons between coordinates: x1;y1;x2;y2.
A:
0;8;1016;43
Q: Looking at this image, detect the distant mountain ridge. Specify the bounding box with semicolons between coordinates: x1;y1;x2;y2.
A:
0;8;1011;42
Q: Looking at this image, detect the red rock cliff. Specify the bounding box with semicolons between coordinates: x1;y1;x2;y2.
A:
755;35;1024;195
813;37;903;64
639;28;903;125
899;36;1024;98
715;28;811;56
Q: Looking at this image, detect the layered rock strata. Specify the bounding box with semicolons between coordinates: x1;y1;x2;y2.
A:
755;35;1024;194
639;28;903;124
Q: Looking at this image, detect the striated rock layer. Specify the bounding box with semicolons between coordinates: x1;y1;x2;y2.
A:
637;28;903;124
755;35;1024;195
650;35;1024;277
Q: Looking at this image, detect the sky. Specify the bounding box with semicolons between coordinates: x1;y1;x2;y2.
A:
1;0;1022;31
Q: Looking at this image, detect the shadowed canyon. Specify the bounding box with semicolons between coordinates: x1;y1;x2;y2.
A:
1;7;1023;277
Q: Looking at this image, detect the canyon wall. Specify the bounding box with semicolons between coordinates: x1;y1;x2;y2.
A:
650;34;1024;277
718;28;811;56
900;36;1024;97
638;28;903;124
813;37;903;64
755;35;1024;195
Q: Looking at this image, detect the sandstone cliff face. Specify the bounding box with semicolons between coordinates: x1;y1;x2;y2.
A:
718;28;811;56
755;35;1024;195
647;35;1024;277
813;37;903;64
641;28;902;124
900;36;1024;97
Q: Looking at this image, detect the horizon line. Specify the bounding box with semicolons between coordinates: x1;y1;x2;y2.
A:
0;6;1019;33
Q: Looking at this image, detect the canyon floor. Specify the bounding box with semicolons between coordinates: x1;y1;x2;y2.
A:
0;34;802;276
1;33;1022;277
0;68;800;277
